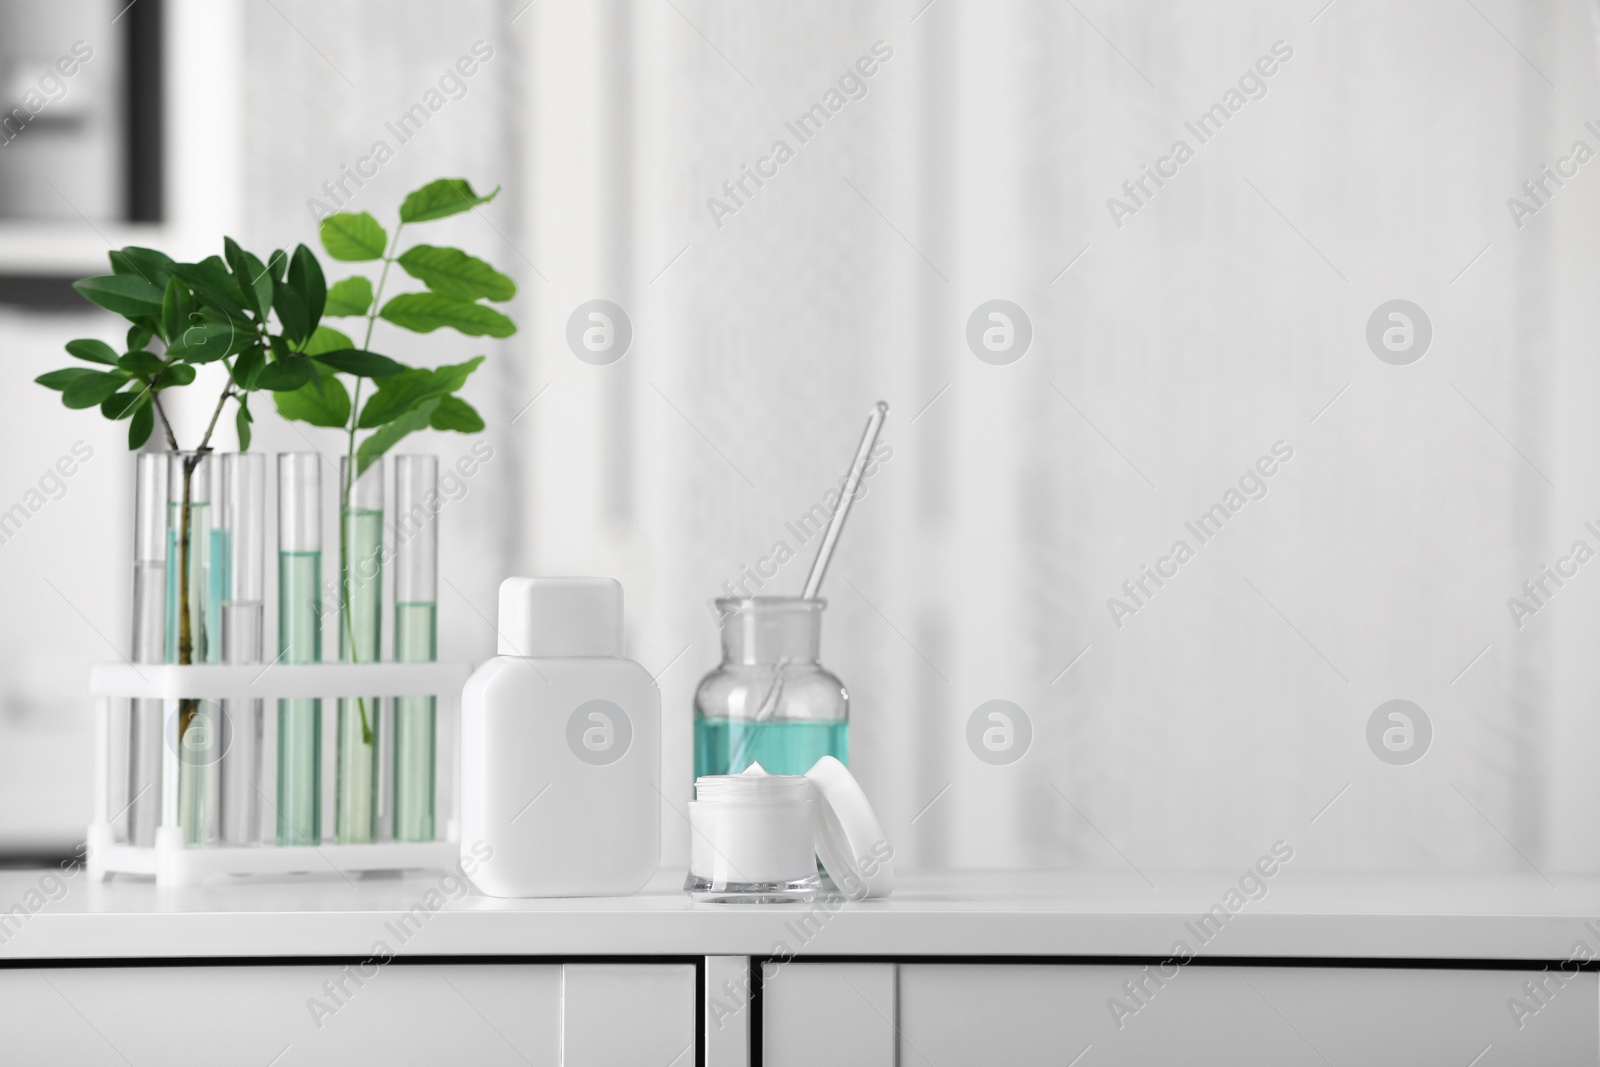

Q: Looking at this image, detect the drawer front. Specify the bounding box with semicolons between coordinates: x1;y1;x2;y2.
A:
0;961;694;1067
897;962;1597;1066
763;962;898;1067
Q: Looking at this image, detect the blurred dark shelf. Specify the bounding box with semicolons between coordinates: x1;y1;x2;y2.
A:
0;845;81;869
0;275;83;311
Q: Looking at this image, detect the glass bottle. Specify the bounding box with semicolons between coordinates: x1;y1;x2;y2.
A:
392;455;438;842
277;453;322;846
218;452;265;845
335;457;383;843
166;451;220;845
693;597;848;776
127;453;166;847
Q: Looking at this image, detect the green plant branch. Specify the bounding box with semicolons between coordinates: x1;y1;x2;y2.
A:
172;321;259;747
174;448;203;746
197;383;238;455
151;390;179;451
340;222;403;746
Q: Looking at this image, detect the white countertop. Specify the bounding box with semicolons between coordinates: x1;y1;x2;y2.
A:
1;867;1595;962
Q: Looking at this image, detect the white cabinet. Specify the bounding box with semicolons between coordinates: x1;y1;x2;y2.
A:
2;871;1591;1065
0;962;694;1066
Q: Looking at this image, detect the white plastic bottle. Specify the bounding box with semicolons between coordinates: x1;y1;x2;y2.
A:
460;577;660;897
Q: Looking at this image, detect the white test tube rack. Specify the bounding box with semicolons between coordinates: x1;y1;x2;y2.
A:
86;660;468;887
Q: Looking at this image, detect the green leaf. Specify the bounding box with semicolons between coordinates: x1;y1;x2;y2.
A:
159;363;197;388
267;249;289;284
357;356;484;429
102;387;149;420
324;276;373;316
290;244;327;336
65;339;119;366
166;318;243;364
236;396;253;451
223;238;265;319
109;247;175;291
430;395;485;433
356;368;433;428
221;240;273;321
248;254;274;317
380;293;515;338
303;325;354;357
62;370;130;409
161;277;193;344
398;179;499;224
36;367;100;392
73;274;164;319
313;348;405;378
272;274;310;343
129;401;154;449
274;373;351;428
319;212;388;261
127;324;153;353
118;351;168;377
233;344;266;389
429;354;485;393
256;358;313;392
396;245;516;302
167;259;251;323
357;397;441;477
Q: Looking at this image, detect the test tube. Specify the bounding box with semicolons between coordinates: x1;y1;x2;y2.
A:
392;455;438;841
277;453;322;846
127;454;166;846
219;453;265;845
167;451;218;846
335;457;384;843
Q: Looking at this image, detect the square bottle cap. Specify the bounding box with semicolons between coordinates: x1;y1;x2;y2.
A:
498;577;623;657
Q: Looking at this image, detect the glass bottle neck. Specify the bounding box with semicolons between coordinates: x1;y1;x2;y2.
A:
719;601;822;665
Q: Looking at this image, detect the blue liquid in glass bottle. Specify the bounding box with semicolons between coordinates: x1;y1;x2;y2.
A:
693;597;847;777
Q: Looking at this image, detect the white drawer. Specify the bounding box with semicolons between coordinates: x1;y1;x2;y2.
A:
763;962;898;1066
761;961;1597;1066
0;961;694;1066
897;962;1597;1066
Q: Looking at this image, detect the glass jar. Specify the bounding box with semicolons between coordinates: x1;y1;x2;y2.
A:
693;597;848;776
685;773;819;903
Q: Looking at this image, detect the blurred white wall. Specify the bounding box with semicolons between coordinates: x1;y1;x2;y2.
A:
2;0;1598;880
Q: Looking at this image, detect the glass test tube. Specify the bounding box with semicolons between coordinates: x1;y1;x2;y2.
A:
392;455;438;841
335;457;383;843
219;453;265;845
167;451;219;846
277;454;322;846
127;453;166;847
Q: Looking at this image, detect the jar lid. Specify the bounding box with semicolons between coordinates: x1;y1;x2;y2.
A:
806;756;894;900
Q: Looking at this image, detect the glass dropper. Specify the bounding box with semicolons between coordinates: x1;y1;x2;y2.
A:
800;400;889;599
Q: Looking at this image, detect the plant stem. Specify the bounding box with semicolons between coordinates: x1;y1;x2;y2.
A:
340;223;403;745
175;452;200;750
167;312;257;760
171;353;249;747
151;392;179;452
198;385;236;454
